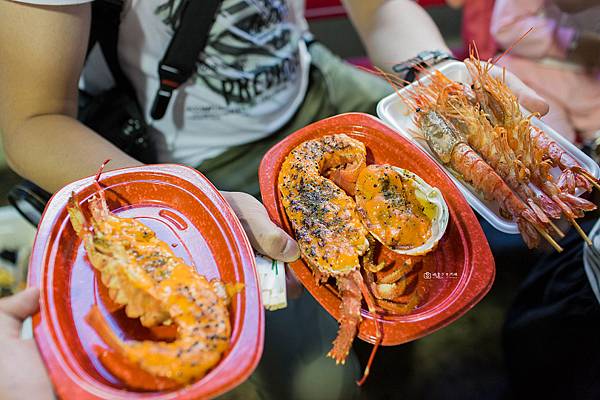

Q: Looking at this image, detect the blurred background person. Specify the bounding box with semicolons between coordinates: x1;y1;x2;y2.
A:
498;4;600;399
491;0;600;147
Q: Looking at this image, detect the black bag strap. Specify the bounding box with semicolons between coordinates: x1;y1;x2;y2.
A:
88;0;138;99
150;0;223;120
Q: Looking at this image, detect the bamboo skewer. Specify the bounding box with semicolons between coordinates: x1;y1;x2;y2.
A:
533;224;563;252
568;217;593;246
580;170;600;191
548;220;565;239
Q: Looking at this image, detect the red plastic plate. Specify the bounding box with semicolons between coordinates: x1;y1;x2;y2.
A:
259;113;495;346
28;164;263;400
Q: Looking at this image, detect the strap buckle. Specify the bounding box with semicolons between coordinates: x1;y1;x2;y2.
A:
150;65;186;120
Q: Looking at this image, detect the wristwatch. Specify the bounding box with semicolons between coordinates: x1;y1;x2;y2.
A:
392;50;457;84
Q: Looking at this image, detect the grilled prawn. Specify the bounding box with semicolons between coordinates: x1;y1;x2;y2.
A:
464;53;599;195
68;191;239;389
415;107;547;249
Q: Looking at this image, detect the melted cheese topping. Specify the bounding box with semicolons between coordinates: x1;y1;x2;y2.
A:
355;165;432;250
278;135;369;275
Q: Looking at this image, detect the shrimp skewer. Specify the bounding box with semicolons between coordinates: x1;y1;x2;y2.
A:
380;37;595;249
415;106;560;251
427;76;566;224
464;52;596;244
465;51;598;195
380;68;563;249
417;64;594;241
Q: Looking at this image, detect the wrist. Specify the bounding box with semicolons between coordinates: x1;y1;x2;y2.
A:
392;50;457;84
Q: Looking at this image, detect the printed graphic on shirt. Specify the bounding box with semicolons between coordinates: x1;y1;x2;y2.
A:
155;0;303;113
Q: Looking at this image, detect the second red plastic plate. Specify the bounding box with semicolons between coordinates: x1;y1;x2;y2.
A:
259;113;495;346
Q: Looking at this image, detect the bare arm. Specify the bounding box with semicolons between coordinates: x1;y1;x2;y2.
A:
0;1;141;194
343;0;549;116
341;0;450;72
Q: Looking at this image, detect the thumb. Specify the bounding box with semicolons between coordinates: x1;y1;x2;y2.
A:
0;287;40;321
250;222;301;262
516;89;550;117
221;191;300;262
0;287;40;338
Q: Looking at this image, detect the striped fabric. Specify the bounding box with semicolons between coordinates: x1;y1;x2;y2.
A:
583;219;600;304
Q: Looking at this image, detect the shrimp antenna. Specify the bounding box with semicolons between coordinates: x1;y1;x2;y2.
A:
491;27;535;66
533;224;563;252
93;159;111;198
374;67;418;112
356;281;382;386
94;159;111;183
363;66;410;87
471;41;483;63
409;128;426;142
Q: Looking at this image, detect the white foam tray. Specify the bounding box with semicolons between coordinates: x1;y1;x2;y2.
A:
377;61;600;234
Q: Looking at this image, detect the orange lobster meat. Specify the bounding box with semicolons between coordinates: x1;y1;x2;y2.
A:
279;135;372;363
279;134;444;384
68;188;241;389
279;134;370;276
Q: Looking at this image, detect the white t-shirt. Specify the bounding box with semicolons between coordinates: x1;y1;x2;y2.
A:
15;0;311;166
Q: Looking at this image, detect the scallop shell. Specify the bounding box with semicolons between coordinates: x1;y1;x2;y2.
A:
358;166;449;257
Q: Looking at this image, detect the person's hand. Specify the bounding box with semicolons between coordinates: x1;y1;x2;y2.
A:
222;192;303;299
0;288;53;400
463;59;550;116
221;191;300;262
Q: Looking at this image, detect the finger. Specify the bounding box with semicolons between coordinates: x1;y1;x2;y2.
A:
246;217;300;262
0;288;40;339
0;287;40;321
222;192;301;262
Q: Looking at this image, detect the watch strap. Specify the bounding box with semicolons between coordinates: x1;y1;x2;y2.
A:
392;50;457;84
